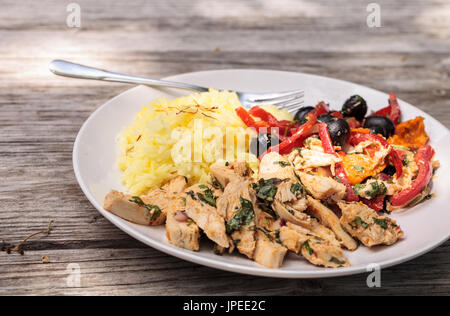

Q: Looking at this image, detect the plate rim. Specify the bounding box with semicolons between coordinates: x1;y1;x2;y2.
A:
73;69;450;278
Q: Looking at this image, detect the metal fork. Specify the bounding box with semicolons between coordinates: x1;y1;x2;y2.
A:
49;60;304;111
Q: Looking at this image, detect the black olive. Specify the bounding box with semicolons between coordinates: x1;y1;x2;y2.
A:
250;133;279;156
317;114;350;147
342;95;367;120
294;106;315;123
363;115;395;138
382;165;396;176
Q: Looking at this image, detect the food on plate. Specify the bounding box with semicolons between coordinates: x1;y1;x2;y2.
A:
342;95;367;120
388;116;429;149
363;116;395;138
105;90;439;269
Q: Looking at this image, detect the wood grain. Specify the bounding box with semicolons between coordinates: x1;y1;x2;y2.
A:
0;0;449;296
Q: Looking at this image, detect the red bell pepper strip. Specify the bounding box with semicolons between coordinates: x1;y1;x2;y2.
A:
371;92;401;125
388;92;401;125
310;101;329;117
318;123;359;202
330;111;343;119
346;117;361;129
235;107;269;131
318;123;335;153
348;131;403;178
391;145;434;206
248;106;280;126
362;195;385;213
261;114;317;158
248;106;300;136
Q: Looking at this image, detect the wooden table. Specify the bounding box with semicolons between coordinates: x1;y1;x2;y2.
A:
1;0;449;295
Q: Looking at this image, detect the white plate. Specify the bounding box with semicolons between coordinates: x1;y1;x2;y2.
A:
73;69;450;278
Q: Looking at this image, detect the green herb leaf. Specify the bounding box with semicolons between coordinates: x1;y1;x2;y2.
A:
226;197;255;233
258;203;278;219
352;216;369;229
255;178;279;202
197;186;217;207
290;182;304;196
129;196;162;221
366;181;386;198
329;256;346;265
274;161;291;167
302;240;314;256
372;217;388;229
353;183;365;195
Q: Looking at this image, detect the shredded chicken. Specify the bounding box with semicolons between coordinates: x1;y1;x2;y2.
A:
307;196;358;250
184;183;229;248
299;172;346;202
279;223;349;268
339;201;404;247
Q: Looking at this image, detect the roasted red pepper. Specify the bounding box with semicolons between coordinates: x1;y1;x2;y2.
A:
261;114;317;158
310;101;329;117
248;106;280;126
372;92;401;125
235;107;269;131
388;92;401;125
391;145;434;206
318;123;335;153
362;194;385;213
348;131;403;178
318;123;359;202
248;106;300;137
346;117;361;129
330;111;343;119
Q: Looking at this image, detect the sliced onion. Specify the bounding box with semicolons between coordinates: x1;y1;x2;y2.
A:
174;211;189;222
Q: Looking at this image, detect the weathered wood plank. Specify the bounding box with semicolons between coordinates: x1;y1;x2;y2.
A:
0;0;449;295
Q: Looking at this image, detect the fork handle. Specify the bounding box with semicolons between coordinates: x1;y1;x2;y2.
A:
49;60;209;92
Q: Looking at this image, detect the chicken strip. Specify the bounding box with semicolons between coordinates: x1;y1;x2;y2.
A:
307;196;358;250
218;179;256;259
298;172;346;202
165;197;200;251
184;183;229;248
272;199;312;227
104;190;164;225
210;161;253;190
279;223;349;268
104;176;187;226
338;201;404;247
258;152;296;181
253;231;287;269
288;147;342;170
